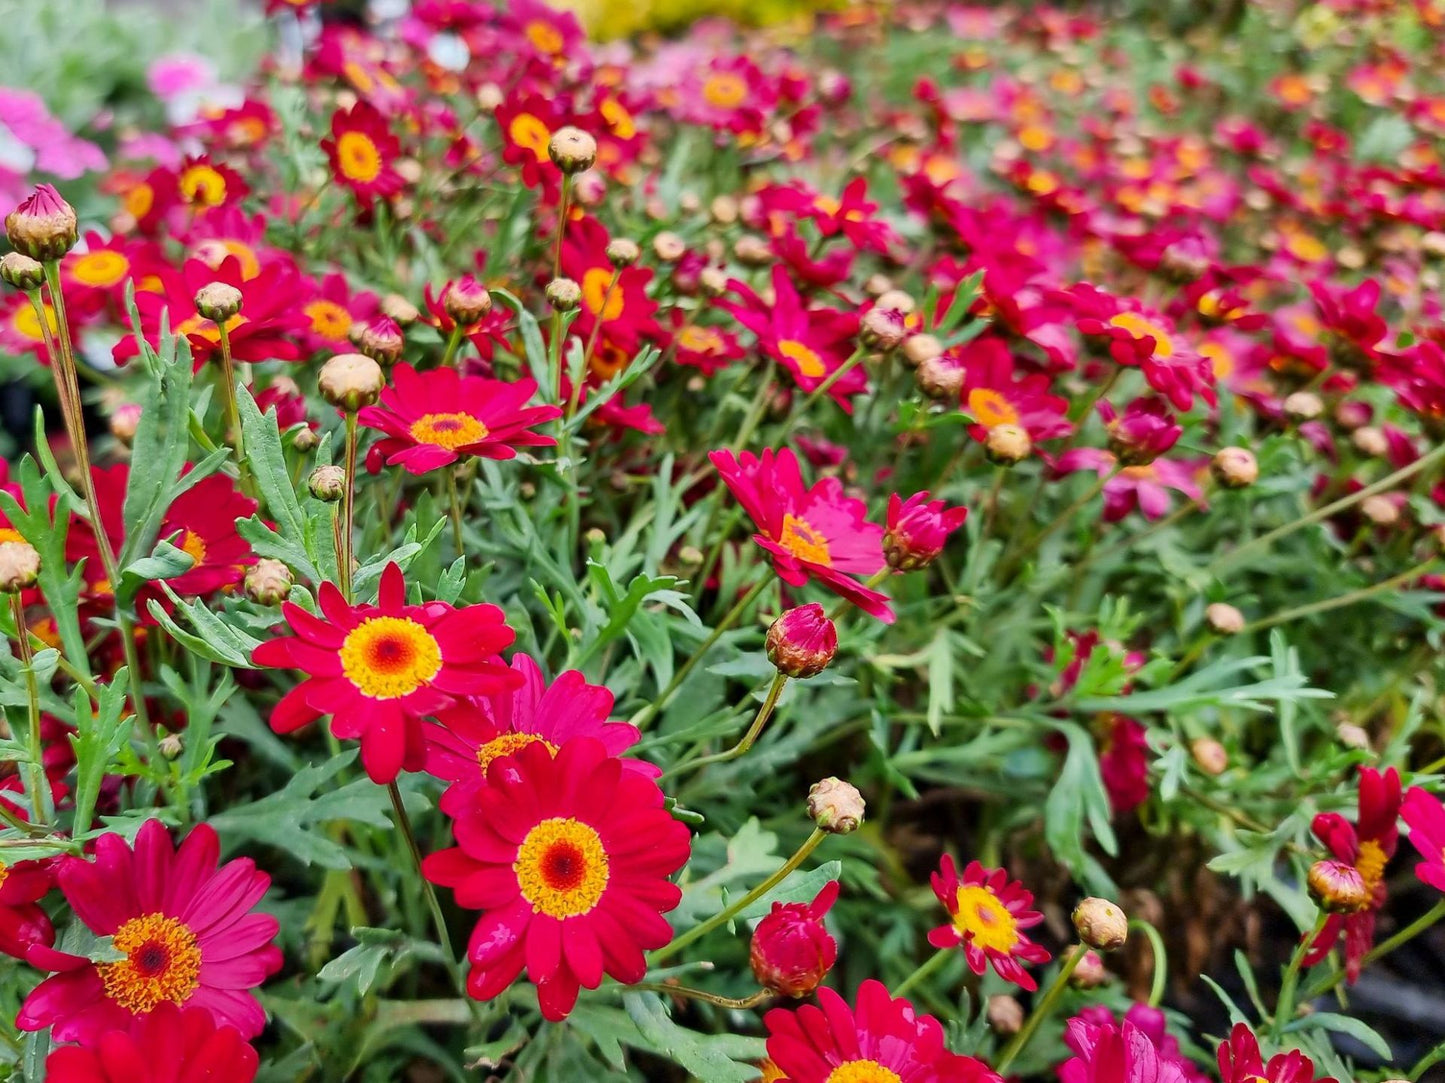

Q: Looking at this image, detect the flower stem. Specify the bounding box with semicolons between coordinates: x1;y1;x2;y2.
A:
1002;467;1117;579
10;593;46;825
995;943;1086;1074
1300;899;1445;1004
793;345;866;421
1273;909;1330;1036
446;467;465;558
571;272;621;423
340;411;360;603
649;827;827;966
661;671;788;780
553;177;571;282
214;321;252;497
632;982;771;1010
1129;918;1169;1008
893;947;950;998
439;325;464;370
1242;558;1437;633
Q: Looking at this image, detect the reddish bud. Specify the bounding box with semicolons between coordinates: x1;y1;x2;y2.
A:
442;275;492;327
766;603;837;679
6;184;77;261
885;492;968;571
749;881;840;997
1308;859;1370;913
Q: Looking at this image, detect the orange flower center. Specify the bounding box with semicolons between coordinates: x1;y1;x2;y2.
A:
525;20;564;54
336;131;383;184
778;339;825;379
951;884;1020;953
178;165;228;207
125;183;154;220
826;1062;903;1083
581;267;624;322
12;303;57;343
515;817;610;918
1285;232;1329;263
191;239;261;281
1200;342;1235;379
305;300;353;340
966;388;1020;428
0;528;22;546
1108;312;1174;357
759;1059;786;1083
678;326;723;353
508;113;552;162
1356;839;1387;891
0;861;8;890
476;733;558;773
70;251;130;288
98;913;203;1014
777;513;831;566
409;411;489;451
175;313;248;343
339;616;443;699
600;98;636;140
702;73;748;109
178;530;207;566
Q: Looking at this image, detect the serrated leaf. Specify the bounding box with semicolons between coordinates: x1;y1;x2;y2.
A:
623;992;766;1083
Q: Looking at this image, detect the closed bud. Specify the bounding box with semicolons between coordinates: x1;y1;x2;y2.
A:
1361;493;1400;526
1204;602;1245;635
1283;390;1324;422
605;238;641;268
860;306;907;351
380;293;420;325
766;604;838;679
699;267;729;298
1190;737;1228;776
985;423;1033;465
6;184;78;261
1335;721;1371;750
442;276;492;326
193;282;242;323
749;881;839;997
547;126;597;174
109;403;143;447
573;169;607;207
244;558;294;606
875;289;915;316
709;194;739;225
1065;946;1110;988
733;235;772;267
292;427;319;453
158;732;184;760
318;353;384;412
916;353;965;400
652;231;686;262
1308;859;1370;913
901;334;942;368
0;541;39;593
1350;425;1389;458
1334;399;1371;430
807;777;865;834
1072;897;1128;951
885;492;967;570
864;274;893;297
1210;447;1258;489
0;252;44;291
546;277;582;312
353;316;405;365
308;465;346;503
986;995;1024;1034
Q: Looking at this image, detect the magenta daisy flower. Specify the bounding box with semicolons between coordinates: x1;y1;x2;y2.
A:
927;856;1051;991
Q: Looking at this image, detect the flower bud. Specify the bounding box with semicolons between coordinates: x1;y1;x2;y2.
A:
1361;493;1400;526
1190;737;1228;776
1350;425;1388;458
652;231;685;262
885;492;967;570
1335;721;1371;750
0;540;40;593
606;238;640;268
864;274;893;297
292;427;319;453
352;316;404;365
916;353;965;400
109;403;143;447
986;995;1024;1034
0;252;44;291
749;881;839;997
1283;390;1323;422
699;266;729;298
1308;859;1370;913
318;353;384;412
1072;897;1128;951
860;306;907;352
807;778;865;834
442;276;492;326
158;732;184;760
6;184;78;261
546;277;582;312
1064;945;1109;988
308;465;347;503
244;558;294;606
901;334;942;368
766;604;838;679
380;293;420;325
548;127;597;174
1204;602;1245;635
875;289;915;316
985;423;1033;465
1210;447;1258;489
194;282;242;323
1334;399;1371;430
709;194;739;225
733;235;772;267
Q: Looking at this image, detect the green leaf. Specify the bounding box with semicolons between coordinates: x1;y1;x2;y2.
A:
0;457;87;674
147;584;262;668
1284;1011;1392;1060
622;992;767;1083
238;385;315;565
69;677;132;839
116;539;196;608
926;629;954;737
1044;722;1119;883
491;288;552;392
735;860;842;920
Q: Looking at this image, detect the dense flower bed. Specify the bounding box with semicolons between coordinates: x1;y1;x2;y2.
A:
2;0;1445;1079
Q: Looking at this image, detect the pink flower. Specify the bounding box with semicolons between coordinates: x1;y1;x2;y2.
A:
1054;448;1207;522
927;856;1051;991
1060;1015;1191;1083
1402;786;1445;894
884;492;968;570
1217;1022;1337;1083
44;1003;259;1083
1101;398;1182;466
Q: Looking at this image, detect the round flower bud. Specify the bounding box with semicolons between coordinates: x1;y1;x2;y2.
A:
308;465;347;503
1334;399;1371;430
749;881;839;997
807;778;865;835
572;169;607;207
193;282;242;323
244;558;294;606
1210;447;1258;489
0;252;44;291
442;276;492;326
733;235;772;267
986;995;1024;1035
109;403;143;447
158;732;184;760
1335;721;1371;751
860;307;907;352
6;184;78;261
1204;602;1245;636
547;126;597;174
1350;425;1389;459
1064;946;1109;988
292;427;319;453
1283;390;1323;422
1190;737;1228;776
875;289;915;316
606;238;641;268
652;231;686;262
545;277;582;312
1361;493;1400;526
380;293;420;325
901;334;942;368
709;194;739;225
318;353;384;412
0;540;40;593
766;604;838;679
1308;859;1370;913
698;266;729;298
916;353;965;400
1072;897;1128;951
864;274;893;297
353;316;405;365
986;423;1033;465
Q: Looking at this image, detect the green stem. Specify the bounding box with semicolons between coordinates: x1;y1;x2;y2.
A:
1003;467;1117;579
341;411;359;603
446;468;465;559
894;948;950;998
10;593;45;824
793;346;866;421
662;672;788;780
631;982;771;1010
439;325;464;370
649;827;827;965
553;177;571;282
1273;910;1330;1036
1242;559;1437;633
215;321;252;496
571;271;621;424
1129;919;1169;1008
1300;899;1445;1004
995;944;1086;1074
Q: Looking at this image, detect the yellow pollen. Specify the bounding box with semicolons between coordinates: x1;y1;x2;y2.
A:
967;388;1020;428
1201;342;1235;379
599;98;635;140
581;267;624;322
178;530;207;566
678;326;722;353
1108;312;1174;357
1356;839;1387;891
0;861;8;890
336;131;383;184
0;529;22;546
476;733;557;773
1285;232;1329;263
776;513;831;566
508;113;551;162
305;300;352;340
98;913;202;1015
826;1062;904;1083
408;411;489;451
12;303;57;343
759;1059;786;1083
339;616;443;699
178;166;228;207
951;884;1020;953
778;339;825;379
515;817;610;918
702;73;748;109
70;251;129;288
525;20;564;54
125;183;154;220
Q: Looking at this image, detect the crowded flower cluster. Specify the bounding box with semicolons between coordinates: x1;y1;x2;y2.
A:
1;0;1445;1078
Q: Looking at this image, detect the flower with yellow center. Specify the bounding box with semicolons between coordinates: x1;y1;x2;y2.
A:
336;131;383;184
678;326;723;353
69;251;129;289
702;73;748;109
476;733;557;774
778;339;826;379
927;855;1051;990
515;817;610;918
966;388;1020;429
305;300;353;341
178;165;228;207
951;884;1021;953
98;913;203;1015
1108;312;1174;357
124;182;154;220
11;302;57;344
339;616;444;699
408;412;489;451
827;1063;903;1083
525;20;564;54
178;530;207;566
777;513;832;566
509;113;552;162
1355;839;1387;890
581;267;624;322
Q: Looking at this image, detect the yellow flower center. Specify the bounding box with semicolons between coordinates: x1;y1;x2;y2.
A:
599;98;636;140
826;1062;903;1083
0;861;8;890
678;326;723;353
336;131;383;184
476;733;558;773
1019;124;1054;151
515;817;610;918
12;303;57;343
702;73;748;109
1356;839;1387;891
1285;232;1329;263
98;913;203;1014
1121;464;1156;480
777;513;831;566
0;529;19;547
1108;312;1174;357
525;20;564;54
408;411;489;451
778;339;825;379
509;113;552;162
305;300;353;340
1200;342;1235;379
70;251;130;288
174;313;248;343
339;616;443;699
178;165;228;207
759;1059;786;1083
951;884;1020;953
967;388;1020;428
125;183;154;220
581;267;624;322
178;530;207;566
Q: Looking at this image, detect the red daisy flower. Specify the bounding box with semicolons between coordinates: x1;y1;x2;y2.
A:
175;155;249;211
358;363;560;475
251;562;519;783
300;271;379;354
1308;278;1389;368
763;979;1000;1083
1303;766;1401;982
0;858;54;961
958;336;1073;445
1054;449;1207;522
884;492;968;570
423;652;659;809
1098;714;1150;814
322;101;406;208
1402;786;1445;894
45;1003;259;1083
423;737;692;1021
17;820;281;1045
61;232;153;317
926;856;1051;991
560;216;662;353
710;447;892;623
495;91;567;191
1216;1023;1337;1083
